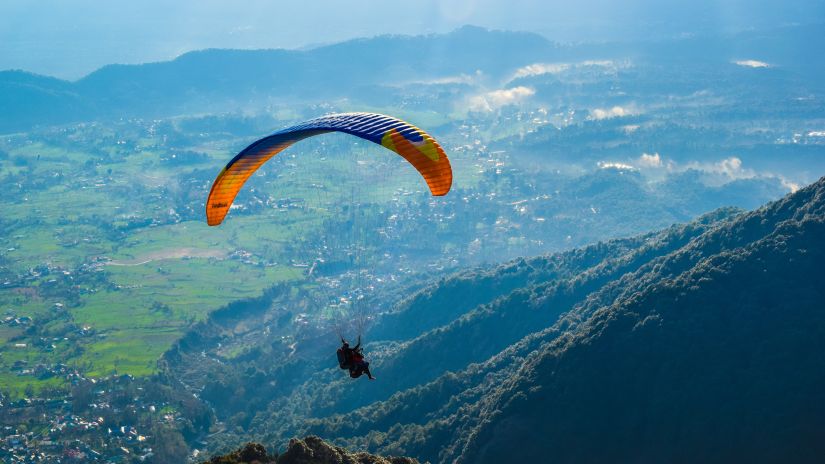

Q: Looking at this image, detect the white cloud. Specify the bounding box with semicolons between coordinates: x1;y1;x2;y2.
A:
606;152;799;193
685;156;798;193
508;60;623;82
581;60;615;67
468;86;535;112
597;161;636;171
678;156;755;181
511;63;570;80
781;179;801;193
407;74;476;85
589;106;630;120
713;157;750;178
734;59;770;68
598;153;670;173
637;152;662;168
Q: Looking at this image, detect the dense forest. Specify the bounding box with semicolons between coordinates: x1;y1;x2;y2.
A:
175;176;825;463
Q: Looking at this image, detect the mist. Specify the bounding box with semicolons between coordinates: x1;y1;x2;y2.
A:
2;0;822;79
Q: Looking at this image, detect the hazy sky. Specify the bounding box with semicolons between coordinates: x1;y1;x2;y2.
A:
1;0;822;79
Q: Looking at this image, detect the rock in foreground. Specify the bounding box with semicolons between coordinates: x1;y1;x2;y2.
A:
203;437;418;464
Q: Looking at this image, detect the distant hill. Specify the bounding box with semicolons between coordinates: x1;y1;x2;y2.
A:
0;70;85;130
0;26;558;133
176;175;825;462
2;23;823;134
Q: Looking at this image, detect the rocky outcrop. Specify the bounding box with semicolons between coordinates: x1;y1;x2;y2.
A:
203;437;418;464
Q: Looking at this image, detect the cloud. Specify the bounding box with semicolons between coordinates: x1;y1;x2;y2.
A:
589;106;631;120
637;152;663;168
599;153;669;172
600;153;738;177
713;157;748;177
601;153;798;193
580;60;615;67
598;161;636;171
687;156;798;193
664;156;756;181
407;74;477;86
508;60;623;82
710;157;801;193
733;59;770;68
511;63;570;80
781;179;801;193
468;86;535;112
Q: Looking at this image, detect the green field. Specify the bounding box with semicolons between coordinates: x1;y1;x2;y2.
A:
0;120;338;396
0;113;482;397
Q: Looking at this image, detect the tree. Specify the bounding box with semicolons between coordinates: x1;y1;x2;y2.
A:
150;425;189;463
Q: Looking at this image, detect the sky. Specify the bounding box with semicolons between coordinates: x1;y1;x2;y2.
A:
1;0;822;79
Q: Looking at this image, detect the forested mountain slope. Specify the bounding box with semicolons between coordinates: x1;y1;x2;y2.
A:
267;209;739;421
218;176;825;463
455;176;825;464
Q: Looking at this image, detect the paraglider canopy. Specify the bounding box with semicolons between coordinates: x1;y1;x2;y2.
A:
206;112;453;226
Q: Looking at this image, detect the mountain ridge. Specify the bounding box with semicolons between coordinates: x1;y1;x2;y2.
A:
215;176;825;463
457;178;825;463
0;26;558;133
3;22;823;134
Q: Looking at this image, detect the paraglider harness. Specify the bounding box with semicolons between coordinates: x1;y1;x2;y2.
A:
337;336;368;377
337;342;353;370
348;348;368;378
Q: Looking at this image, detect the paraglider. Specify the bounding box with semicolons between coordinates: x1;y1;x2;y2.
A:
206;112;451;381
205;112;452;226
337;336;374;380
